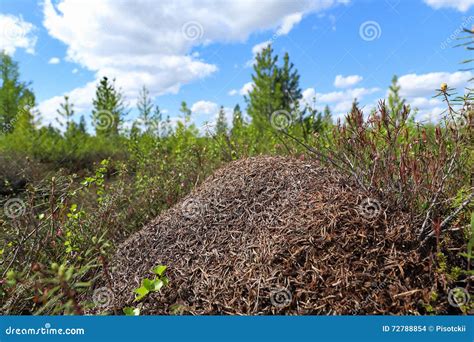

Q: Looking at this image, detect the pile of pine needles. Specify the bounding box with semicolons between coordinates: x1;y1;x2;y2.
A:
97;156;464;314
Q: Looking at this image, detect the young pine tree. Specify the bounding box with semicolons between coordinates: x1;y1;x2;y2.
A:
179;101;192;126
279;52;302;113
215;106;228;136
0;52;36;133
152;105;163;137
56;96;76;137
91;76;126;136
246;45;302;133
388;75;406;119
137;85;153;132
231;104;244;135
246;45;282;132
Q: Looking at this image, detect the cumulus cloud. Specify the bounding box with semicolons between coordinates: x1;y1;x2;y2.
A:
42;0;345;96
334;74;363;88
252;40;272;56
302;71;471;123
0;14;37;55
39;0;347;123
316;87;380;103
301;86;380;118
276;12;303;35
246;41;272;67
397;71;472;98
423;0;474;11
37;81;96;127
191;100;218;115
48;57;60;64
229;82;255;96
407;97;445;122
394;71;472;122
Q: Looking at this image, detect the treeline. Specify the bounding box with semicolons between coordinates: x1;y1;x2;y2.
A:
0;46;370;170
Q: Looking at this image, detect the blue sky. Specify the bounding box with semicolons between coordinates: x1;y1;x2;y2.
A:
0;0;473;131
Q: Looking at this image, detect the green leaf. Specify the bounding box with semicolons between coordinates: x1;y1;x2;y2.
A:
142;278;153;291
123;307;140;316
133;286;149;302
152;265;167;276
149;279;164;292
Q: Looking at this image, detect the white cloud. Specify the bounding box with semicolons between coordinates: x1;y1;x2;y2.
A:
229;82;255;96
191;100;218;115
252;40;272;56
40;0;346;124
246;40;272;67
276;12;303;35
72;68;78;74
317;87;380;103
301;86;380;118
403;96;444;122
37;81;96;127
423;0;474;11
397;71;472;98
42;0;344;97
333;100;354;113
0;14;37;55
334;74;363;88
240;82;255;96
303;70;472;123
48;57;60;64
246;12;303;67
